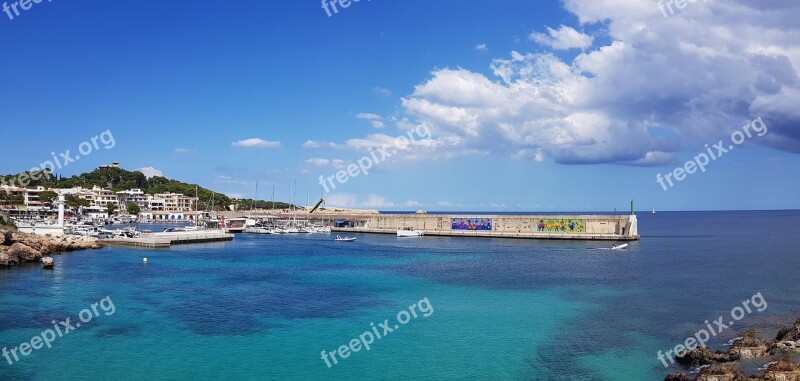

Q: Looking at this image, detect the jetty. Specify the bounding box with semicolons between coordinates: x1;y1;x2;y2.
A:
99;230;234;249
330;213;640;241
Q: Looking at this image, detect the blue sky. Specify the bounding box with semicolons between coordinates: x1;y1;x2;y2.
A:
1;0;799;211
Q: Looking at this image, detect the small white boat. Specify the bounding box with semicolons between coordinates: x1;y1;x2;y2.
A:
397;228;423;237
610;243;629;250
652;208;656;214
335;235;356;242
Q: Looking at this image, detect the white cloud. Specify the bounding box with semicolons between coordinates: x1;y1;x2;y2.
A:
174;148;196;154
137;167;163;178
231;138;281;148
356;113;381;120
475;43;488;51
316;1;800;168
529;25;594;50
306;158;330;167
373;87;392;96
303;140;321;149
393;1;800;165
356;113;386;128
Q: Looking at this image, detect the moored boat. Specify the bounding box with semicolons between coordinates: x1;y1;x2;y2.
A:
397;228;423;237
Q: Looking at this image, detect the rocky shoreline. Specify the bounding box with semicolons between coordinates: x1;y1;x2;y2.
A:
0;227;104;267
666;319;800;380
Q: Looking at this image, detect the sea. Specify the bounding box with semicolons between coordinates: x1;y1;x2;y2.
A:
0;210;798;380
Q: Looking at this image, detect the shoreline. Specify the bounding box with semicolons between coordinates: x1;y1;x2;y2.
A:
0;227;104;268
665;319;800;380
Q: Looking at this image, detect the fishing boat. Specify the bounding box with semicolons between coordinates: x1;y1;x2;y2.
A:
610;243;629;250
335;235;356;242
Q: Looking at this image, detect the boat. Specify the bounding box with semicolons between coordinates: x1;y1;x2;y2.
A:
652;208;656;214
397;228;423;237
610;243;629;250
335;235;356;242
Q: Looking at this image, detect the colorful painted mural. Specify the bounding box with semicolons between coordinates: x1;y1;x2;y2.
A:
536;219;586;233
451;218;493;231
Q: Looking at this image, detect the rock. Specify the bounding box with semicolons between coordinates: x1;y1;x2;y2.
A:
10;242;42;262
0;246;20;267
676;346;739;367
1;228;11;246
0;230;103;269
776;320;800;342
762;356;800;381
770;319;800;355
664;372;692;381
694;364;750;381
730;329;770;359
41;257;54;267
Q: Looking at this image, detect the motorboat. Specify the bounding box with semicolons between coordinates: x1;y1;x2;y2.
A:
397;228;423;237
610;243;629;250
335;235;356;242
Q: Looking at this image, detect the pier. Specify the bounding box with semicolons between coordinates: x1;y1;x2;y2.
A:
99;230;234;249
223;211;640;241
332;213;640;241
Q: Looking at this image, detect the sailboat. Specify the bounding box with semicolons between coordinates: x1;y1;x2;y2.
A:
652;208;656;214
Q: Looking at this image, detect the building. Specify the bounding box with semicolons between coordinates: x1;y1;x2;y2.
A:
0;185;49;210
117;189;149;209
154;192;197;212
81;186;120;209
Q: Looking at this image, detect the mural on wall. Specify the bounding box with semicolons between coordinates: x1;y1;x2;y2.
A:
536;219;586;233
451;218;493;231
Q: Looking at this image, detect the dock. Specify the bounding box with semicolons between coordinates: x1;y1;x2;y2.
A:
99;230;234;249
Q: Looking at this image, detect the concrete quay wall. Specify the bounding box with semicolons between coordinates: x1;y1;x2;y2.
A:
335;214;640;241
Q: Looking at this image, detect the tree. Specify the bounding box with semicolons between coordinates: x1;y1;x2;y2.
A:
106;202;117;216
65;194;90;209
127;202;140;216
38;190;58;205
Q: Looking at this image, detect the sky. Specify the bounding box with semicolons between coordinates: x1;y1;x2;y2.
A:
1;0;799;212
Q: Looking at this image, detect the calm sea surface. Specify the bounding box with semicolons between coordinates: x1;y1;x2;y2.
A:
1;211;798;380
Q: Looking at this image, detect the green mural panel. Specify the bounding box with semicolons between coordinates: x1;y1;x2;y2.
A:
535;219;586;233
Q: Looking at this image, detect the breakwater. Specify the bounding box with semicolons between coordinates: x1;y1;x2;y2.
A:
331;213;640;241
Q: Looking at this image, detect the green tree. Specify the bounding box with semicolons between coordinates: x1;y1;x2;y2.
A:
65;194;90;209
127;202;141;216
106;202;117;216
38;190;58;205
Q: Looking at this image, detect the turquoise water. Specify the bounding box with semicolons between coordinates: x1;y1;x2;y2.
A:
1;211;799;380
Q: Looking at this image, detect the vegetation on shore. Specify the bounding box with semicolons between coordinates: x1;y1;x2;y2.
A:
1;167;296;211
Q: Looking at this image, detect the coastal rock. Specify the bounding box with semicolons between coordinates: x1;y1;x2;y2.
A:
762;356;800;381
0;247;20;267
664;372;692;381
676;346;739;367
729;329;771;359
2;229;11;246
771;319;800;355
0;229;103;268
10;242;42;262
693;364;750;381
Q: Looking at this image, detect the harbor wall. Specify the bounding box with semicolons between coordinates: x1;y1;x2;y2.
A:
334;214;640;241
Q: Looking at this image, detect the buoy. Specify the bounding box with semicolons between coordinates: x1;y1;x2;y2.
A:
143;258;148;263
